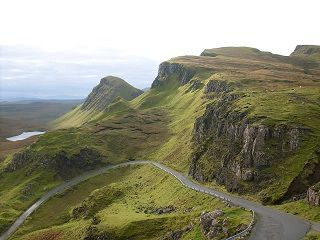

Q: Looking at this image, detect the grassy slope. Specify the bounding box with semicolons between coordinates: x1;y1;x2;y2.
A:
1;46;320;236
305;231;320;240
0;97;171;232
11;165;251;240
0;72;211;235
0;168;60;233
51;105;102;129
132;72;211;171
275;199;320;222
52;76;143;129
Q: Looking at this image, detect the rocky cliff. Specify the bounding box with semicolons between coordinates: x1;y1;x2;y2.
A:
5;147;102;179
151;61;196;88
189;79;309;202
147;46;320;203
82;76;143;111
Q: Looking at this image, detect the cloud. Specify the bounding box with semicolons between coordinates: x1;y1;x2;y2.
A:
0;45;159;99
0;0;319;99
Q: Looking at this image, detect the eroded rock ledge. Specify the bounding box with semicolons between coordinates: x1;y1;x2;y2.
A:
5;147;102;179
189;80;306;201
151;62;196;88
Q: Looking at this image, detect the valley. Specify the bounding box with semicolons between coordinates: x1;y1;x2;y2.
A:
0;99;82;141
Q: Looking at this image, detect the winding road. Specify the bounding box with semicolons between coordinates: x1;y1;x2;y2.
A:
0;161;311;240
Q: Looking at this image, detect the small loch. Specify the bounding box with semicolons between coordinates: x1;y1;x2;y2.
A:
6;131;45;141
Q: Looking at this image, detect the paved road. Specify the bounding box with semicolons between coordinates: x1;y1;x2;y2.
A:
0;161;311;240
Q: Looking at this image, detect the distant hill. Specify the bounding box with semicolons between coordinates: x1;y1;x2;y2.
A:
52;76;143;129
290;45;320;60
0;99;82;140
81;76;143;111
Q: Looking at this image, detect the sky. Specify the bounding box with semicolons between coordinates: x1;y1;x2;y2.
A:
0;0;319;99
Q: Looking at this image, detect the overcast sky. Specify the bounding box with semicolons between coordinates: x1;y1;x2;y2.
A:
0;0;319;99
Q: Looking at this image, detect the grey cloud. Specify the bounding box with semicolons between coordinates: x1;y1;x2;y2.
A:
0;45;160;99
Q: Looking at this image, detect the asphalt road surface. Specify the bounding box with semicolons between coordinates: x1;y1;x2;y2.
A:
0;160;311;240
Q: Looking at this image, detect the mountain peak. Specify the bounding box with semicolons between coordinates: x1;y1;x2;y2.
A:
290;45;320;59
100;75;126;84
81;76;143;111
200;46;265;57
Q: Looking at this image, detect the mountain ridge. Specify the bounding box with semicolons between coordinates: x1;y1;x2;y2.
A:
1;45;320;239
81;75;143;111
52;76;143;129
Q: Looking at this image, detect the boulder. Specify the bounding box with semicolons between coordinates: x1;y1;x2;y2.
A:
144;205;176;215
200;210;227;239
307;185;320;206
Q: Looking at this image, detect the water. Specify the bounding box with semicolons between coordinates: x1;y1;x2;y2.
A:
6;131;45;141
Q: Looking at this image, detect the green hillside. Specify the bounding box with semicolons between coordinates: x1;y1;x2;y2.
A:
1;45;320;239
52;76;143;129
10;165;251;240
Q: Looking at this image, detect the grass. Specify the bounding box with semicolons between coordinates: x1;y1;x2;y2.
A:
11;164;251;240
132;72;211;172
305;231;320;240
275;199;320;222
0;168;61;233
1;46;320;237
51;105;103;129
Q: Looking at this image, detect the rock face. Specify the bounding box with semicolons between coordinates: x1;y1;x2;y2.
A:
84;226;110;240
161;226;192;240
189;81;305;198
144;205;176;215
151;62;196;88
200;210;227;239
204;80;233;94
187;79;204;92
307;184;320;206
81;76;143;111
5;147;102;179
5;150;34;172
290;45;320;57
51;148;102;178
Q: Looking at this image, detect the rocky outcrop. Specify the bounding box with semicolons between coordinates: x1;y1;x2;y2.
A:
161;225;192;240
20;182;37;200
189;88;305;194
200;210;229;239
5;150;35;172
84;226;110;240
144;205;176;215
50;148;102;179
307;185;320;206
151;62;196;88
5;147;102;179
187;79;204;92
204;80;233;94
